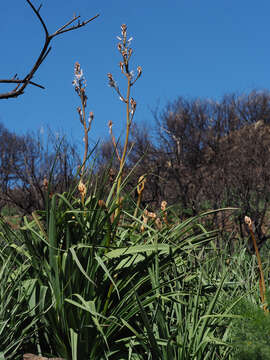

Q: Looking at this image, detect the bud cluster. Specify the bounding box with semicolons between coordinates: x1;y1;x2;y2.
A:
73;61;87;107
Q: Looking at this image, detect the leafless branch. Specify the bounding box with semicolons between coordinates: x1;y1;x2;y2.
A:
0;1;99;100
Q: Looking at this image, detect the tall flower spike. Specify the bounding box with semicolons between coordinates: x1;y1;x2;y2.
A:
108;24;142;220
73;61;93;178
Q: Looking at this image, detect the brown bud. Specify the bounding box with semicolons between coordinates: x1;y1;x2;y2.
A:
161;201;167;211
141;214;148;232
43;177;48;189
244;216;252;227
109;168;116;183
147;211;157;219
121;24;127;35
108;120;113;133
78;181;86;197
155;217;163;230
130;98;137;109
98;200;107;209
107;73;115;87
74;61;81;73
137;66;142;77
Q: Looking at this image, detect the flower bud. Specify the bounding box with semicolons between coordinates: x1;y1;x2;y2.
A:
137;66;142;77
121;24;127;36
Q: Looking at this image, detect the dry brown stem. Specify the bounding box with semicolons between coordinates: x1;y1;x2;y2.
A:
134;175;146;218
245;215;268;313
108;121;121;162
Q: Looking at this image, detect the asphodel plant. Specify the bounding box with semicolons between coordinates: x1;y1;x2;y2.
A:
107;24;142;217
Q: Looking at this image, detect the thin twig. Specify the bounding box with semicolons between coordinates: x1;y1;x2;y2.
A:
0;1;99;100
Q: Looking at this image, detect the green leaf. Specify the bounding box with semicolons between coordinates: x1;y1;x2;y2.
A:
105;244;171;259
70;328;78;360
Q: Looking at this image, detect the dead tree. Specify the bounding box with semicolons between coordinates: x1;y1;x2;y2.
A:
0;0;99;100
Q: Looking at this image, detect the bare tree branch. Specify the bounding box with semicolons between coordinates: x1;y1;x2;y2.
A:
0;1;99;100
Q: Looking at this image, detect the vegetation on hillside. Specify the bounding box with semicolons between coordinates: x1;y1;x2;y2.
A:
1;3;270;359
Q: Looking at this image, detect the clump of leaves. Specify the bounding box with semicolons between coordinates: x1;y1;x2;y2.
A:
231;293;270;360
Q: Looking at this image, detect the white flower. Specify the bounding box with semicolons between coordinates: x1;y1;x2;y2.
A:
75;69;83;80
127;37;133;45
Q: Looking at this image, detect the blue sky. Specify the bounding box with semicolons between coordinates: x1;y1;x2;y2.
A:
1;0;270;151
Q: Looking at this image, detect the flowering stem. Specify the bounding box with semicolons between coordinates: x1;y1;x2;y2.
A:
115;76;131;215
108;25;141;220
73;62;93;179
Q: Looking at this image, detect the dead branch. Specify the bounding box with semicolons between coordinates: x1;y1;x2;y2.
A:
0;0;99;100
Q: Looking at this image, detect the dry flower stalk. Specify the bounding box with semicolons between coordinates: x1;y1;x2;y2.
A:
245;215;268;313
